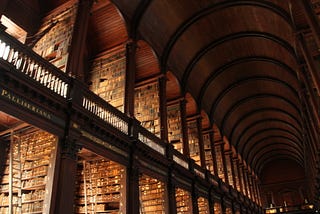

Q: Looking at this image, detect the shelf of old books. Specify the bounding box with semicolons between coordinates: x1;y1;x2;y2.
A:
139;174;166;213
134;82;160;137
0;127;57;214
225;153;234;188
214;202;222;214
89;48;126;112
232;159;241;192
187;120;200;165
74;149;126;214
33;2;78;72
226;207;233;214
203;133;214;174
175;188;192;213
167;104;183;153
197;197;209;214
214;144;225;182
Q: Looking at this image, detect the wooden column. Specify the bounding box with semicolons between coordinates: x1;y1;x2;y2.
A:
232;156;240;192
191;183;199;214
226;150;235;188
243;167;250;198
124;40;137;117
159;75;168;141
0;139;8;177
210;131;219;176
180;99;189;156
196;117;206;167
221;144;229;185
53;138;78;214
127;144;140;214
66;0;93;80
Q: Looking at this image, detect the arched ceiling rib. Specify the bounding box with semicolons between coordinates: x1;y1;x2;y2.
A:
110;0;304;174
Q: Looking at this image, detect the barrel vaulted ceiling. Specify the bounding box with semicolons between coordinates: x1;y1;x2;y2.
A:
38;0;310;175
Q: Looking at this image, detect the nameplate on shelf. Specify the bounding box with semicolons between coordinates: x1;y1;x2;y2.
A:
80;130;128;158
0;87;64;126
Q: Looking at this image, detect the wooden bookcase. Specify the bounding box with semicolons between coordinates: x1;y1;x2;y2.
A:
225;153;234;188
203;133;214;174
74;149;126;214
187;120;200;165
139;174;165;213
167;104;183;153
232;159;241;192
89;49;126;112
226;207;233;214
197;197;209;214
214;144;225;182
33;3;78;72
175;188;192;213
134;82;160;137
214;202;222;214
0;128;57;214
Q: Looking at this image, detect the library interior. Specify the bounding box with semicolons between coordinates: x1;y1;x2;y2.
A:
0;0;319;213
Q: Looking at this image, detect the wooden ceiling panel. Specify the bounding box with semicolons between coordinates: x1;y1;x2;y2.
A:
186;37;297;103
88;3;128;55
135;40;160;81
167;5;294;80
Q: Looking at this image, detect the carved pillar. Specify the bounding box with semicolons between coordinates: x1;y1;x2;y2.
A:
191;183;199;214
127;142;140;214
196;117;206;167
159;75;168;141
221;144;229;185
66;0;93;79
53;138;79;214
210;131;219;176
180;99;189;156
124;40;137;117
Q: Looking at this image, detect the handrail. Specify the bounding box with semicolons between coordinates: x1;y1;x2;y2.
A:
73;80;129;135
137;125;166;155
0;28;262;211
0;28;70;98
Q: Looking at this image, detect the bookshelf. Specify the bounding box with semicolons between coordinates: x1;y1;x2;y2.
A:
226;207;233;214
175;188;192;213
214;144;225;182
134;82;160;137
139;174;165;213
33;3;78;72
203;133;214;174
187;120;200;165
225;153;234;187
167;104;183;153
232;159;241;192
75;149;126;214
0;129;57;214
214;202;222;214
89;49;126;112
197;197;209;214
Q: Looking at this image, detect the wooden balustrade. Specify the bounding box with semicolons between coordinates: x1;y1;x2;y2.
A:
0;29;70;98
0;29;261;211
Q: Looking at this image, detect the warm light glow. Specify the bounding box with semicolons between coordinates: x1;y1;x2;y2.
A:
1;15;27;43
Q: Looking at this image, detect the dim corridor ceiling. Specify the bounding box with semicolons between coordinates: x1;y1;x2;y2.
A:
109;0;306;174
38;0;309;175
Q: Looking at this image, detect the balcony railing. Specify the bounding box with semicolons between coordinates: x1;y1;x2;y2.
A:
0;29;262;211
0;28;70;98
